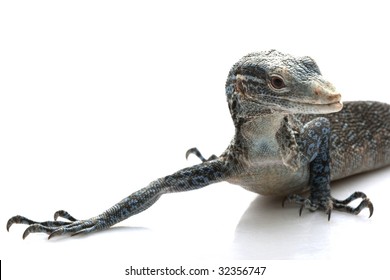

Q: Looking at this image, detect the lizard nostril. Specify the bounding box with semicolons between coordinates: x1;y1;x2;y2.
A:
328;92;341;102
314;85;341;103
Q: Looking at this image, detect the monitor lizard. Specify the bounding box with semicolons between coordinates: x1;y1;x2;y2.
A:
7;50;390;239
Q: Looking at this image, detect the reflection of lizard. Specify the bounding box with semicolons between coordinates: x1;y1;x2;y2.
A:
8;50;389;239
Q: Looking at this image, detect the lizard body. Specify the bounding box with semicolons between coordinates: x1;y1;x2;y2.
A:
7;50;388;239
227;101;390;196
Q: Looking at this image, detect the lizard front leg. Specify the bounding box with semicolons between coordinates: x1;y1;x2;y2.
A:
7;159;229;239
283;117;373;219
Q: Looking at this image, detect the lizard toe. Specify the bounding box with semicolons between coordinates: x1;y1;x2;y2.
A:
332;192;374;218
54;210;78;222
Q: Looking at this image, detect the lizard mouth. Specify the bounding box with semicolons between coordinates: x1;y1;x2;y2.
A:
250;93;343;114
286;98;343;114
307;100;343;113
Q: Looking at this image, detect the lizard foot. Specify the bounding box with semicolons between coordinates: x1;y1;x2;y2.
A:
185;147;217;162
282;191;373;220
7;210;105;239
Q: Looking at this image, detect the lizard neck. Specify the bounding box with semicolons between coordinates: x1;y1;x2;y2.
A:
230;110;290;164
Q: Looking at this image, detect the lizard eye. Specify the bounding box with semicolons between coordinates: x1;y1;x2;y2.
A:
270;75;286;90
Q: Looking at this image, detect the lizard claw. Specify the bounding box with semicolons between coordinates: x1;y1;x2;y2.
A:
23;224;54;240
368;201;374;218
7;210;79;233
282;191;374;219
283;194;321;216
7;215;36;232
185;147;217;162
54;210;78;222
186;147;203;160
332;192;374;218
299;205;304;217
48;228;67;240
283;194;314;214
6;210;105;239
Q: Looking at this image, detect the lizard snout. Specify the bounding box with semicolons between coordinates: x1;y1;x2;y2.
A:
312;81;342;105
305;81;343;113
314;86;341;103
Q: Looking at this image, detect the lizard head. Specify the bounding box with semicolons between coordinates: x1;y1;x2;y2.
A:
225;50;342;122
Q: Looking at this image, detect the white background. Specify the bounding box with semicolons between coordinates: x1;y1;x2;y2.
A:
1;0;389;279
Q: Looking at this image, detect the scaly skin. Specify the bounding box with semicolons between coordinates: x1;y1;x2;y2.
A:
7;50;384;239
